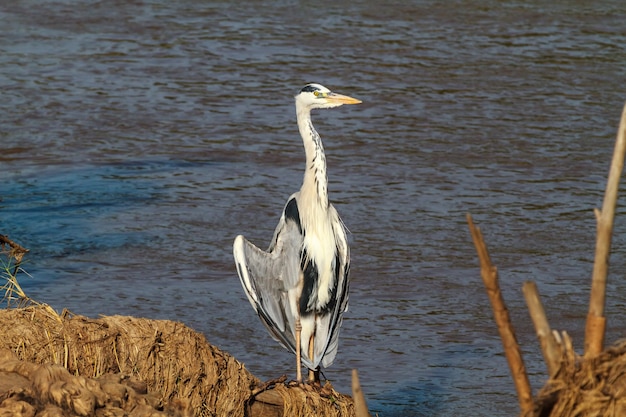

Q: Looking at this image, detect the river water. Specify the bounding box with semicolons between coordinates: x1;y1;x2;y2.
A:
2;1;626;415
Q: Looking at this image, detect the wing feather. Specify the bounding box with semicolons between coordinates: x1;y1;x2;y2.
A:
233;194;303;355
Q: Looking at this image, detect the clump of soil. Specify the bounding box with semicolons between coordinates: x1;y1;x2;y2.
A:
0;306;355;417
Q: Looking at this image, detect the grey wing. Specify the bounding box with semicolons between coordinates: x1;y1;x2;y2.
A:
316;204;351;368
233;195;303;354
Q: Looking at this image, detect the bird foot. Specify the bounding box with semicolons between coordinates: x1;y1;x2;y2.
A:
286;378;328;394
286;380;318;394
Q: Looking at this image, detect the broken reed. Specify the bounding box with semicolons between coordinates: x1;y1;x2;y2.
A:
0;234;56;317
0;234;32;307
467;214;533;414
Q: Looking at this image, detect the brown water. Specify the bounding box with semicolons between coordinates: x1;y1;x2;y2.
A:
2;1;626;415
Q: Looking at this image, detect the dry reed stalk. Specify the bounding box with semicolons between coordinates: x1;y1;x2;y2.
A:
522;281;560;377
466;214;533;414
585;103;626;357
351;369;371;417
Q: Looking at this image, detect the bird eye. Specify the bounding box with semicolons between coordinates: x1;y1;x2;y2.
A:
313;91;320;97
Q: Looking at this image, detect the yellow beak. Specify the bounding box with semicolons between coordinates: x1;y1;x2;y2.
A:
327;92;362;105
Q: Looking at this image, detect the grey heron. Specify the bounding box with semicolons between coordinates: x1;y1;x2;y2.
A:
233;83;361;383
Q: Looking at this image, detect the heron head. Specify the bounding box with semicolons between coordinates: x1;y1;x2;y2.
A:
295;83;362;109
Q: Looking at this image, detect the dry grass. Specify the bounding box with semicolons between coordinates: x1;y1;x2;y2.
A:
0;306;259;416
529;338;626;417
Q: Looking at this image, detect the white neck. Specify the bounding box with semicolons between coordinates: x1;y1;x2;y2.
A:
296;103;328;207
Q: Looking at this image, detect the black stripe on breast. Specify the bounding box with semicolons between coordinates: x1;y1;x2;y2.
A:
319;250;341;314
284;198;302;235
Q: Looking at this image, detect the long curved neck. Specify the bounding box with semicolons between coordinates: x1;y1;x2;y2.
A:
296;103;328;207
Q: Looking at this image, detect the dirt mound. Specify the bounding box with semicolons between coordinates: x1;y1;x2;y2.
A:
0;306;355;417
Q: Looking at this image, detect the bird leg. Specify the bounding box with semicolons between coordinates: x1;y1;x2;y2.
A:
295;318;302;382
307;334;319;383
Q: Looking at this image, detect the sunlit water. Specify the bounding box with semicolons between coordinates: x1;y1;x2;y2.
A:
2;1;626;415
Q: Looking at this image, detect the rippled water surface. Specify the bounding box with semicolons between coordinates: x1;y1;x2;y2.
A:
2;1;626;415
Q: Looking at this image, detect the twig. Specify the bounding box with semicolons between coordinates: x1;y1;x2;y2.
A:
466;214;533;414
522;281;560;377
584;103;626;357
